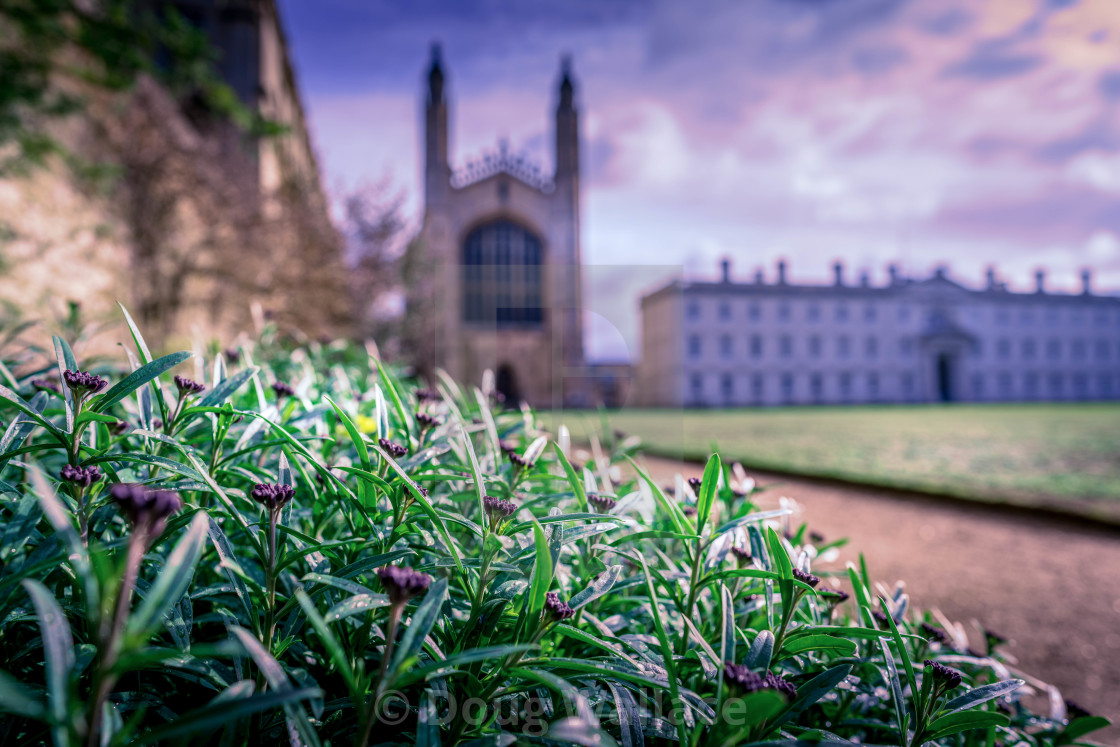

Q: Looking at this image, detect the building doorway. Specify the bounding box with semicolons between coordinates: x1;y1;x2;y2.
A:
936;353;953;402
496;363;520;405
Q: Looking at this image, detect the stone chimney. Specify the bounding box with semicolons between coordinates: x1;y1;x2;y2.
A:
888;264;899;285
833;261;844;286
754;268;764;285
720;258;731;283
777;259;787;285
1081;268;1092;295
859;271;870;287
985;266;997;290
1035;269;1045;293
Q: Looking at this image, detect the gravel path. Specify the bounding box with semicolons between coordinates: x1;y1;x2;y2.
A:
639;455;1120;739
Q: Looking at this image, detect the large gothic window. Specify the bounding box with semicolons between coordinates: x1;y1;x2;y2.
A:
462;220;544;327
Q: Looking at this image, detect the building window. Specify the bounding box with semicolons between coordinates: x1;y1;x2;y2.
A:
972;373;984;398
997;339;1010;359
1073;373;1088;399
462;220;543;326
1049;372;1063;397
1071;309;1085;324
750;335;762;358
1072;339;1086;360
835;304;849;322
718;302;731;321
778;303;791;321
751;374;764;400
688;335;701;359
900;338;913;356
867;372;879;399
1019;309;1033;325
1046;339;1061;360
995;309;1009;325
781;373;794;402
1099;373;1113;398
808;336;821;358
1094;310;1108;326
748;303;761;321
690;373;703;399
898;306;911;323
837;336;850;358
1021;339;1035;360
779;335;792;358
1096;340;1110;361
901;372;914;397
864;304;877;322
972;340;983;358
839;372;852;400
1024;372;1038;398
810;373;823;401
721;373;734;400
1045;308;1059;325
687;301;700;320
720;335;732;359
998;372;1012;397
807;304;820;322
865;336;877;359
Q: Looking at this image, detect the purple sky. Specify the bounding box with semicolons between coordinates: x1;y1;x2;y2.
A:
278;0;1120;361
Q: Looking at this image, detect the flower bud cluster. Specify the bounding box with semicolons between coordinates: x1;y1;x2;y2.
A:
377;565;431;605
60;464;101;488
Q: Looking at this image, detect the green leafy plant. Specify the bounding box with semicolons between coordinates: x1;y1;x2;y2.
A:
0;306;1110;746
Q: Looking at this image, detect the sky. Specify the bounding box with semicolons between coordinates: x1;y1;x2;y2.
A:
277;0;1120;361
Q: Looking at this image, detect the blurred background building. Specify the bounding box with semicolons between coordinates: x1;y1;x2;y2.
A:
638;259;1120;406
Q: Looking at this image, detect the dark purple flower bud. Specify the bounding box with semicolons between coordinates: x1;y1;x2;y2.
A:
809;531;825;544
63;369;107;396
817;586;849;603
723;662;767;694
687;477;702;492
415;389;439;402
544;591;574;623
872;611;889;629
151;419;163;430
1065;699;1091;720
415;412;439;429
111;420;129;435
498;439;518;454
271;381;295;399
984;628;1007;652
251;483;295;511
30;378;60;394
60;464;101;488
682;504;698;516
378;438;407;459
921;622;948;644
730;546;753;567
588;493;616;512
924;660;963;690
110;484;182;529
763;672;797;700
173;375;206;397
224;348;240;363
792;568;819;588
508;452;534;469
377;565;431;605
484;495;517;522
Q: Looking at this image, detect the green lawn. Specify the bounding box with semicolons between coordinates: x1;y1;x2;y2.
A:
543;404;1120;520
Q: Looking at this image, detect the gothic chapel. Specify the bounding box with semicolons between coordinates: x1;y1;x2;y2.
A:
410;45;585;407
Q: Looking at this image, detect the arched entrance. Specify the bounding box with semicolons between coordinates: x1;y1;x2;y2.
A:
937;353;953;402
495;363;520;405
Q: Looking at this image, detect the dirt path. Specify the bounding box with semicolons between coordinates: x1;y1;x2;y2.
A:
640;455;1120;739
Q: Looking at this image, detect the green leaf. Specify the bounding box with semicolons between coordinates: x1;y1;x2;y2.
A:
376;358;413;437
636;550;690;746
941;679;1023;715
324;394;370;472
52;336;77;433
877;595;918;705
553;442;588;513
1059;716;1112;745
777;634;857;659
526;519;553;617
128;512;209;638
0;669;46;720
90;351;192;413
387;578;449;684
197;367;257;407
569;564;622;610
0;384;65;440
744;631;774;671
295;591;358;695
228;627;321;747
625;456;690;536
774;663;854;728
695;452;721;531
0;391;49;474
132;685;322;745
923;710;1010;741
22;579;74;745
324;593;391;623
118;303;171;426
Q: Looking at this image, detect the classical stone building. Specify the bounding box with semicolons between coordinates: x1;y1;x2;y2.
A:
637;259;1120;407
411;46;585;407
